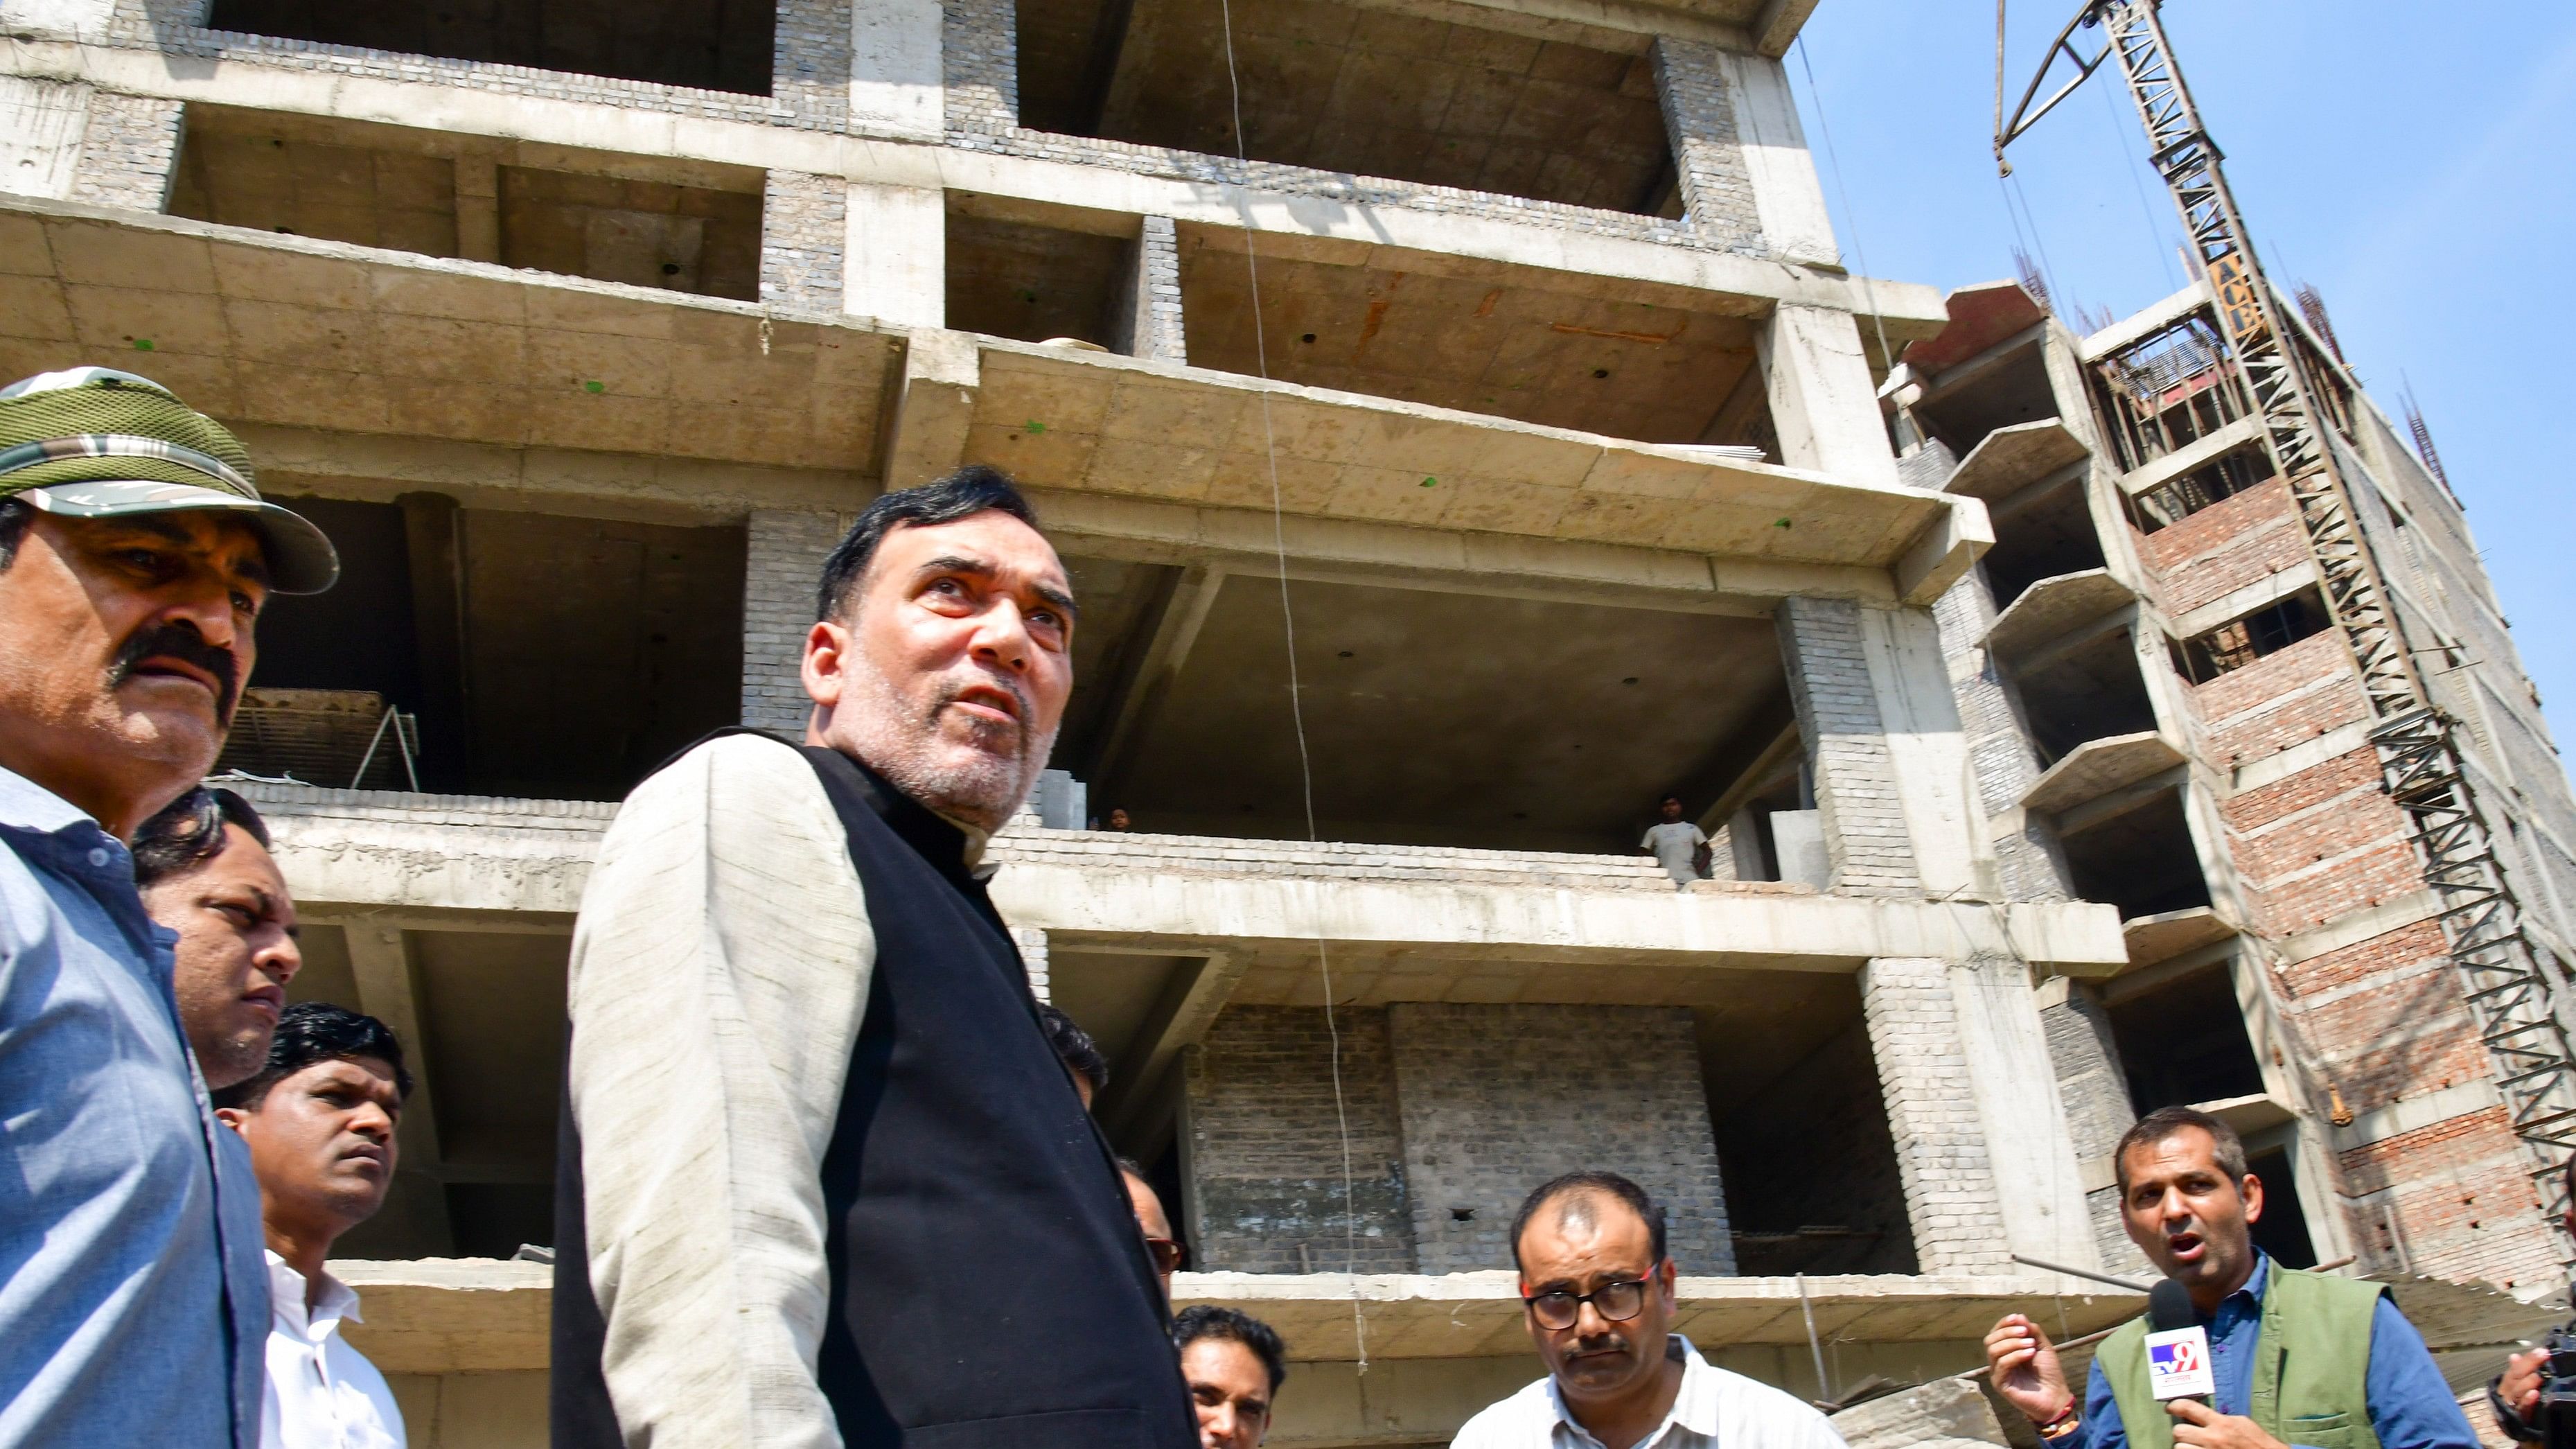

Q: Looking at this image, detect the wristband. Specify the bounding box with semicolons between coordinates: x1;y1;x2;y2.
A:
2037;1403;2082;1441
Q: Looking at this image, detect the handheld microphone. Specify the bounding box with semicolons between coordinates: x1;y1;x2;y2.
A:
2144;1279;2215;1406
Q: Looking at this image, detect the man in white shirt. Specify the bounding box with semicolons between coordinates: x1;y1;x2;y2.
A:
1454;1171;1849;1449
213;1002;414;1449
1639;796;1709;889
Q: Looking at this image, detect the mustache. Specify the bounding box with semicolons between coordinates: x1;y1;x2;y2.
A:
934;677;1030;735
110;620;239;725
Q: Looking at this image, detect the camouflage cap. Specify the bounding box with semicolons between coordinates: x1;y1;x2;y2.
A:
0;367;338;593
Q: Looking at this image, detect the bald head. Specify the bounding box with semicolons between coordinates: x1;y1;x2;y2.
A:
1509;1170;1667;1274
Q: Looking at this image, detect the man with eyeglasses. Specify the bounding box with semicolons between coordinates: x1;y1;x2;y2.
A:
1454;1171;1849;1449
1120;1157;1188;1300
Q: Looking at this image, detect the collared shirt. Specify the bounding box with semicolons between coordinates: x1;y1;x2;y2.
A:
1454;1334;1851;1449
2071;1254;2478;1449
262;1252;406;1449
0;763;267;1448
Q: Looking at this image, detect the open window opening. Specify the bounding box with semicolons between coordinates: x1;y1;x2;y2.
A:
1177;232;1774;450
167;107;764;300
1981;471;2107;611
2128;442;2275;534
285;924;568;1260
2009;626;2158;764
2088;311;2251;474
1908;340;2057;459
1050;559;1796;855
2100;958;2264;1114
1012;0;1681;216
2171;588;2332;685
2241;1139;2320;1269
204;0;775;94
944;201;1140;350
236;494;743;801
2058;787;2212;921
1707;975;1915;1275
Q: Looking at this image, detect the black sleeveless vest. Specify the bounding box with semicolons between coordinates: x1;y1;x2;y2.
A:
554;741;1194;1448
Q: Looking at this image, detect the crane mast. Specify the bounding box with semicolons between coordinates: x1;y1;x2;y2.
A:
1999;0;2576;1256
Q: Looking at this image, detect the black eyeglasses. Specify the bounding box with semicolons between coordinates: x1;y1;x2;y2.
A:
1522;1277;1651;1331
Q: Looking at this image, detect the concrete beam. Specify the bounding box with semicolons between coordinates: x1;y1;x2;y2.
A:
843;182;942;328
1760;303;1901;489
883;327;980;489
1749;0;1821;58
240;784;2128;971
1091;563;1226;789
0;41;1942;326
1895;493;1991;607
1098;951;1247;1139
332;1257;2137;1375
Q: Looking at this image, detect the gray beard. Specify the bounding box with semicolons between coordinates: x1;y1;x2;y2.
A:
837;647;1057;832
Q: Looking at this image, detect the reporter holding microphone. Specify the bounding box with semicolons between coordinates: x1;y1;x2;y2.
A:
1982;1106;2478;1449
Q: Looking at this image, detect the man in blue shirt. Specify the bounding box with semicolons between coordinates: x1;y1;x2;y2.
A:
0;367;338;1447
1982;1105;2478;1449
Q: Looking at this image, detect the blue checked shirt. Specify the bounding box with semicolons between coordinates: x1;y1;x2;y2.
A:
2070;1254;2477;1449
0;764;267;1448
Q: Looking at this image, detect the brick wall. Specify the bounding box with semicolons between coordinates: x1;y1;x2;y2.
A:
1386;1003;1736;1275
2130;477;2308;619
759;170;848;315
1647;39;1763;256
1779;597;1921;896
987;827;1684;890
69;90;182;209
2187;632;2370;766
1860;956;2011;1272
2340;1105;2561;1288
1933;568;2071;902
1184;1005;1416;1274
741;509;845;733
1715;1018;1914;1274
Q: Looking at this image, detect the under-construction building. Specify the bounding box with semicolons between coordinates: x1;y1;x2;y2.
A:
0;0;2564;1441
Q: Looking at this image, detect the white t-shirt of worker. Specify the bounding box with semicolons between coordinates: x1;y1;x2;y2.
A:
1641;820;1708;884
261;1251;406;1449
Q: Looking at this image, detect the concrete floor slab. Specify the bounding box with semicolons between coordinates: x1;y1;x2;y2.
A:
2020;732;2189;818
1943;419;2089;503
1982;569;2142;660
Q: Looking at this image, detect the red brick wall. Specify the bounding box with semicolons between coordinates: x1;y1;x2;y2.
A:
2185;632;2369;764
2338;1105;2561;1288
2131;477;2311;619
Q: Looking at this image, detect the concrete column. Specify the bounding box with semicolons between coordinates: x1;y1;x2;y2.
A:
1777;596;1920;896
0;78;93;200
843;182;944;327
939;0;1017;134
452;154;501;263
759;170;849;315
741;509;845;734
1647;38;1762;254
1108;216;1187;363
67;91;184;211
1759;302;1900;488
1947;956;2102;1272
1859;956;2011;1273
1386;1003;1736;1275
1711;49;1838;267
2036;977;2152;1274
849;0;944;141
1853;602;1996;899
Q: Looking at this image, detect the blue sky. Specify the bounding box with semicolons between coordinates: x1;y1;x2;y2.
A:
1786;3;2576;748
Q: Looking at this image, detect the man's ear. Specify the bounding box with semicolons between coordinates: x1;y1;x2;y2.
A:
2238;1171;2264;1225
801;618;849;711
215;1105;247;1135
1657;1257;1677;1302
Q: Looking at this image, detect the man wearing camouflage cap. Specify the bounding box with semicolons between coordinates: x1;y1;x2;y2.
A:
0;367;336;1448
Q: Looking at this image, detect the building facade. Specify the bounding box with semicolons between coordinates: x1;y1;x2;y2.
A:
0;0;2559;1441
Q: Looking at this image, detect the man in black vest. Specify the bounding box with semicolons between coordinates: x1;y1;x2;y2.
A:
552;467;1195;1448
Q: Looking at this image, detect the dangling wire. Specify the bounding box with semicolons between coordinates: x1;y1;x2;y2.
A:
1216;0;1370;1377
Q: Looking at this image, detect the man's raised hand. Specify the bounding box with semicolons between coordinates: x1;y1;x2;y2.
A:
1984;1314;2074;1426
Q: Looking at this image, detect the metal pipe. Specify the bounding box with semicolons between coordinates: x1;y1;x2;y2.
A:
2011;1254;2152;1293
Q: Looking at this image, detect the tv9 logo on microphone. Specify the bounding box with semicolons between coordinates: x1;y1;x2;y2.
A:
2145;1326;2216;1400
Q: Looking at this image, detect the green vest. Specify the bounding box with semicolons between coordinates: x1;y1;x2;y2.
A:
2094;1265;2386;1449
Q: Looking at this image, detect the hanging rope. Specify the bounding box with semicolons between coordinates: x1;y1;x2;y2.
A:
1215;0;1370;1376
